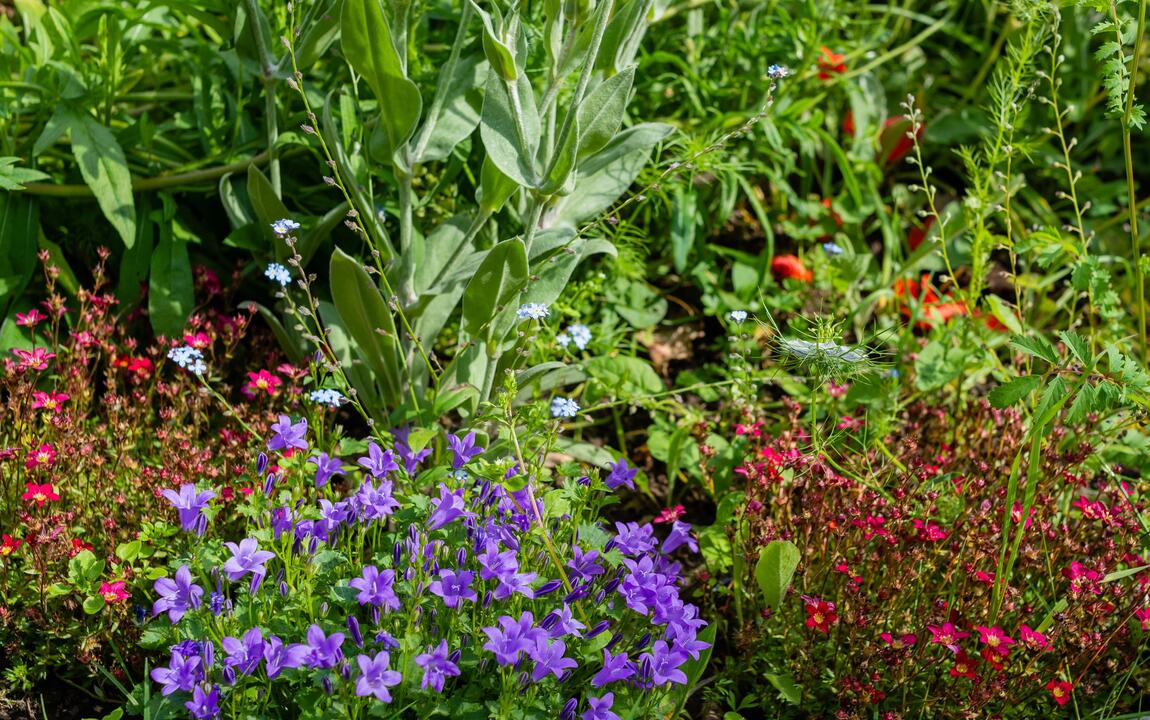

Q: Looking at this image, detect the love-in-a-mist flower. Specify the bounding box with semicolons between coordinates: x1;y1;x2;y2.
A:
31;391;69;413
25;443;56;469
161;484;215;536
222;538;274;582
22;482;59;506
267;415;308;454
355;651;401;701
99;580;130;603
551;397;580;418
153;565;203;623
414;640;460;692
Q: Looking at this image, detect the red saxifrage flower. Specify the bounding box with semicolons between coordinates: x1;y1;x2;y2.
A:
22;482;60;506
803;596;838;633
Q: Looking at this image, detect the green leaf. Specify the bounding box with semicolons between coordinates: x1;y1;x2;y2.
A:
914;340;969;391
670;187;696;273
1059;330;1092;370
477;155;518;213
471;1;517;81
576;66;635;160
479;68;540;188
329;247;403;405
246;165;291;260
341;0;421;167
1011;335;1059;365
579;122;673;176
755;540;800;610
540;113;579;196
0;157;50;190
83;596;106;615
461;239;528;338
241;301;306;365
64;107;135;247
984;295;1022;335
115;540;141;563
148;214;194;337
417;52;487;164
988;374;1042;408
0;193;40;312
669;622;717;718
766;672;803;705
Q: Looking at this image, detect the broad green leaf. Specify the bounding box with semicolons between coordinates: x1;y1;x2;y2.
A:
246;165;291;260
0;193;40;312
755;540;800;610
83;596;106;615
539;113;579;195
329;247;403;405
461;239;528;338
298;201;349;267
417;53;487;164
64;107;135;247
479;68;539;187
477;155;518;213
671;187;696;272
471;1;517;81
148;212;194;338
341;0;421;167
594;0;649;73
115;540;141;562
576;66;635;159
914;340;968;391
766;673;803;705
579;122;673;176
988;374;1042;408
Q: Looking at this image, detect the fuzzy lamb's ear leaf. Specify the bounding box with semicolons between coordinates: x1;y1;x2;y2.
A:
461;238;528;339
755;540;800;610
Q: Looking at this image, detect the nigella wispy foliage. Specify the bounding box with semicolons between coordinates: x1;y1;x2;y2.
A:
144;419;709;718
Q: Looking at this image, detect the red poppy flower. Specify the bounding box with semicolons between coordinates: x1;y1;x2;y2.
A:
1046;679;1073;706
817;47;847;79
893;274;966;328
771;255;813;283
22;482;60;506
842;110;855;136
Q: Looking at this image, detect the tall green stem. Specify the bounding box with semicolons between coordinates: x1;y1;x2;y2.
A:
1118;0;1148;361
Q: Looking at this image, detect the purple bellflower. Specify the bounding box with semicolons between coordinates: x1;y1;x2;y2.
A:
414;639;461;692
152;565;203;623
160;484;215;536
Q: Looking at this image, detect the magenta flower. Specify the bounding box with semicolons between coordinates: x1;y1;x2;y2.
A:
927;622;969;653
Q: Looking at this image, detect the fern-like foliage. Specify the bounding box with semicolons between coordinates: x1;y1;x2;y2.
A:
1083;1;1147;130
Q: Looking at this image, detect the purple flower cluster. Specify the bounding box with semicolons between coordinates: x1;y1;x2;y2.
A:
146;419;708;718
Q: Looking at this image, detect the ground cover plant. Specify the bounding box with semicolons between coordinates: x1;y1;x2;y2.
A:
1;0;1149;719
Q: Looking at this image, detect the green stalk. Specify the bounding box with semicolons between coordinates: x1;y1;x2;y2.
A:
1119;0;1149;362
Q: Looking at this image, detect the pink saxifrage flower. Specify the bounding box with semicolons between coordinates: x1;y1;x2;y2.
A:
32;391;70;413
22;482;60;506
25;443;57;469
975;625;1014;658
242;369;283;399
100;580;130;603
927;622;968;653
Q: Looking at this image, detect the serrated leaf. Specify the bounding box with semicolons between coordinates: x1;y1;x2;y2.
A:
1010;335;1059;364
0;157;50;190
755;540;800;610
984;295;1022;335
1059;330;1092;369
988;374;1042;408
1065;382;1096;425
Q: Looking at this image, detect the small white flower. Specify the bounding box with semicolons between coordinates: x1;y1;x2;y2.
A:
308;388;345;407
516;303;550;321
728;310;748;324
556;333;571;348
567;324;592;350
822;242;844;256
550;396;580;418
167;345;204;370
265;263;292;286
187;359;207;376
271;219;301;236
